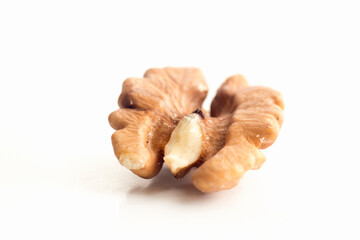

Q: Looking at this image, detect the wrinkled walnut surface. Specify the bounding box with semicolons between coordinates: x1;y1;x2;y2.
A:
191;75;284;192
109;67;284;193
109;68;208;178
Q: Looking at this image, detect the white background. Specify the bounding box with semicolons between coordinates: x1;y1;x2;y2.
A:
1;0;359;239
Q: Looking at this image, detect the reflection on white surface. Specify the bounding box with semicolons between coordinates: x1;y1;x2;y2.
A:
1;129;359;239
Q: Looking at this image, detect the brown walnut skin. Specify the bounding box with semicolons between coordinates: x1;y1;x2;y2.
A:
109;68;284;193
191;75;284;193
108;67;208;178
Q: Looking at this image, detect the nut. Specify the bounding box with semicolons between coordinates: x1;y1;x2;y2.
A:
164;75;284;193
109;68;284;193
109;67;208;178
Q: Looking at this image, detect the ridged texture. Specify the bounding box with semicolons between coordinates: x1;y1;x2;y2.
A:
192;75;284;193
109;68;208;178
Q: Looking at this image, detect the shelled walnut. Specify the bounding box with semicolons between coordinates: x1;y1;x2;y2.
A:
109;68;284;193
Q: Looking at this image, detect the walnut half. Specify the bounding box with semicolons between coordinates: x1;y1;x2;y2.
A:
109;68;284;193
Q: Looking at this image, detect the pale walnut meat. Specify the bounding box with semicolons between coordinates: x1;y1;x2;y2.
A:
164;75;284;193
108;67;208;178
